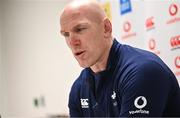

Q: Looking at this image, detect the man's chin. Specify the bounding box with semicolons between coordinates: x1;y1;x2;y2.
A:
78;61;90;68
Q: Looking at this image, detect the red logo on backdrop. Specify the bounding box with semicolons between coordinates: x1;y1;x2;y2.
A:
169;4;178;16
146;16;155;31
121;21;137;40
149;39;156;50
148;38;160;55
174;56;180;76
123;21;131;32
170;35;180;50
166;3;180;24
175;56;180;69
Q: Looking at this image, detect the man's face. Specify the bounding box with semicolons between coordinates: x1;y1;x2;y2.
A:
60;9;107;68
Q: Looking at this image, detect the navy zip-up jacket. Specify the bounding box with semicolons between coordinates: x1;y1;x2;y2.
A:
68;39;180;117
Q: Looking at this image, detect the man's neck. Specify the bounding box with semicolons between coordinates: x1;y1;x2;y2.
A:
90;39;113;73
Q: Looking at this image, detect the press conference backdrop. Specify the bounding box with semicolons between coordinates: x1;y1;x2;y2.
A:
100;0;180;82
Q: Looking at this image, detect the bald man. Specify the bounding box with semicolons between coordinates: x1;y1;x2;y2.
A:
60;0;180;117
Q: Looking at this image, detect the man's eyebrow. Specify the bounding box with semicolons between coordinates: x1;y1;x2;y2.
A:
73;23;89;29
60;30;65;34
60;23;89;34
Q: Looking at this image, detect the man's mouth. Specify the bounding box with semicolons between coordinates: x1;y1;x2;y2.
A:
75;51;85;56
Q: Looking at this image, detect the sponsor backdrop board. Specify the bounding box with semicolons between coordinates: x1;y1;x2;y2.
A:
100;0;180;83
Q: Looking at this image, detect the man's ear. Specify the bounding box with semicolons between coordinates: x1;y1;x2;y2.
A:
103;18;112;38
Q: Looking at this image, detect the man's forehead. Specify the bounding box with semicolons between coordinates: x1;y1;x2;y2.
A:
60;0;104;29
60;18;90;32
60;0;99;22
60;7;92;28
61;13;84;25
60;9;81;25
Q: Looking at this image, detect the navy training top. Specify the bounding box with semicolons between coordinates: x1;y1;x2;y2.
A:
68;39;180;117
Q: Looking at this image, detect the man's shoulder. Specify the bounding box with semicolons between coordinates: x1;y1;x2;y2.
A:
116;44;176;82
71;68;89;89
120;44;163;65
77;68;89;81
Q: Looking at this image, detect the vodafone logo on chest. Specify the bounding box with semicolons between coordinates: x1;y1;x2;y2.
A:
134;96;147;109
129;96;149;115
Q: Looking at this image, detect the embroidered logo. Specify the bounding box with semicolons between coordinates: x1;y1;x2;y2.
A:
111;91;118;106
134;96;147;109
111;91;116;99
80;98;89;108
129;96;149;115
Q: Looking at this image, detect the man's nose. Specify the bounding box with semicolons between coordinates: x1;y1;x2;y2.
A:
68;34;80;46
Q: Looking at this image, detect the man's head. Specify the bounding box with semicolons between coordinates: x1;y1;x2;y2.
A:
60;0;113;72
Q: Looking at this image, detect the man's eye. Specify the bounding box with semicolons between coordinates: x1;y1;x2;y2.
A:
75;28;86;32
62;32;69;37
